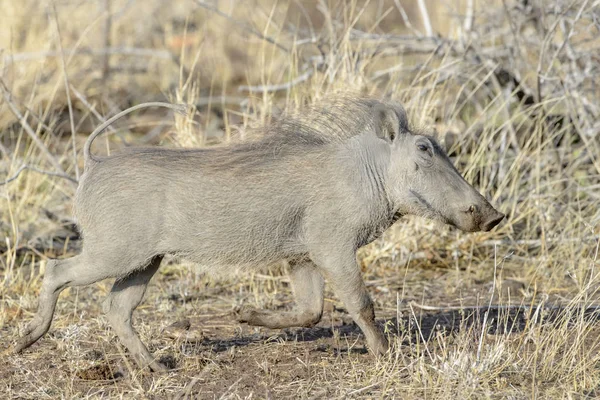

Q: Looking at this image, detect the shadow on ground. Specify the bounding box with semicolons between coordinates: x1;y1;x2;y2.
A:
194;305;600;353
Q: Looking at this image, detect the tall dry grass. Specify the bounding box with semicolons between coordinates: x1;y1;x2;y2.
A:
1;0;600;398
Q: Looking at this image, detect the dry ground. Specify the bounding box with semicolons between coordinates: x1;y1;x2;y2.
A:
1;0;600;398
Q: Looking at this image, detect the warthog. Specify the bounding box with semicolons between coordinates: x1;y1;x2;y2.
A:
14;97;504;371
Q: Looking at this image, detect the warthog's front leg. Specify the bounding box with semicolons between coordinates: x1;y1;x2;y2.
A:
237;259;324;328
312;250;389;356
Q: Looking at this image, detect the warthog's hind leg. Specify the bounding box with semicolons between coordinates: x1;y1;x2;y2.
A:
103;255;165;372
237;260;324;328
14;254;112;353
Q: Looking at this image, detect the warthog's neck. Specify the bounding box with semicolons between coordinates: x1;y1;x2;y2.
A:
345;135;391;200
354;204;402;249
356;198;402;249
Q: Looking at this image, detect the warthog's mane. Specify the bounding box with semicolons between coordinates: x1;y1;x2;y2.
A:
111;96;384;173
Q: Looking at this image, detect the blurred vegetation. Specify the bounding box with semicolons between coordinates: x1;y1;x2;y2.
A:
1;0;600;398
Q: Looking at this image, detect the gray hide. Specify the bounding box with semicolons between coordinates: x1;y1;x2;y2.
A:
14;97;504;371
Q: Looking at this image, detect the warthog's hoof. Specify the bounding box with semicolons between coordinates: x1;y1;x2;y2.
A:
234;306;258;324
12;340;28;354
148;361;170;373
13;333;38;354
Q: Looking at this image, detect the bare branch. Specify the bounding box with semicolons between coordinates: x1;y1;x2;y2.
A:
1;164;78;186
3;47;173;64
238;69;314;93
347;30;441;43
393;0;422;36
544;0;591;79
535;1;582;104
191;0;289;53
70;84;122;151
0;78;72;184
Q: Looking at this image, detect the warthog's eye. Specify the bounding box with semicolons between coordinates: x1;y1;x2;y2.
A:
415;140;434;167
417;143;432;156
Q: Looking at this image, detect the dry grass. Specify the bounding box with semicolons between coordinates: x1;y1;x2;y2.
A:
1;0;600;398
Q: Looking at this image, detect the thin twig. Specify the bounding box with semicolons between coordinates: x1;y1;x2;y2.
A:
173;377;201;400
393;0;422;36
409;303;434;361
477;244;498;363
100;0;112;83
347;382;381;396
194;96;248;107
70;85;117;134
238;69;314;93
347;29;444;44
218;377;243;400
416;0;433;37
543;0;591;79
51;1;79;180
500;0;525;59
370;62;424;81
191;0;289;53
464;0;475;33
535;0;579;104
1;164;78;186
70;84;126;150
0;78;70;181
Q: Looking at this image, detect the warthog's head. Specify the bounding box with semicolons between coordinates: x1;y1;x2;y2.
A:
371;101;504;232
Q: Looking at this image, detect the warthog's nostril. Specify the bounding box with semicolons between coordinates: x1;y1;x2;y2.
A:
482;212;505;232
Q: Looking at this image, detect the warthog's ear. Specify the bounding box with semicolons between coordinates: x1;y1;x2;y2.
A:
373;103;409;142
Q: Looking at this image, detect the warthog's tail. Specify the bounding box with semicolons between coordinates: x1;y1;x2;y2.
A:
83;102;188;168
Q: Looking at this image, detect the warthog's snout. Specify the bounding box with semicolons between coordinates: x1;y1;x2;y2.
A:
451;200;505;233
459;202;505;232
481;209;505;232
